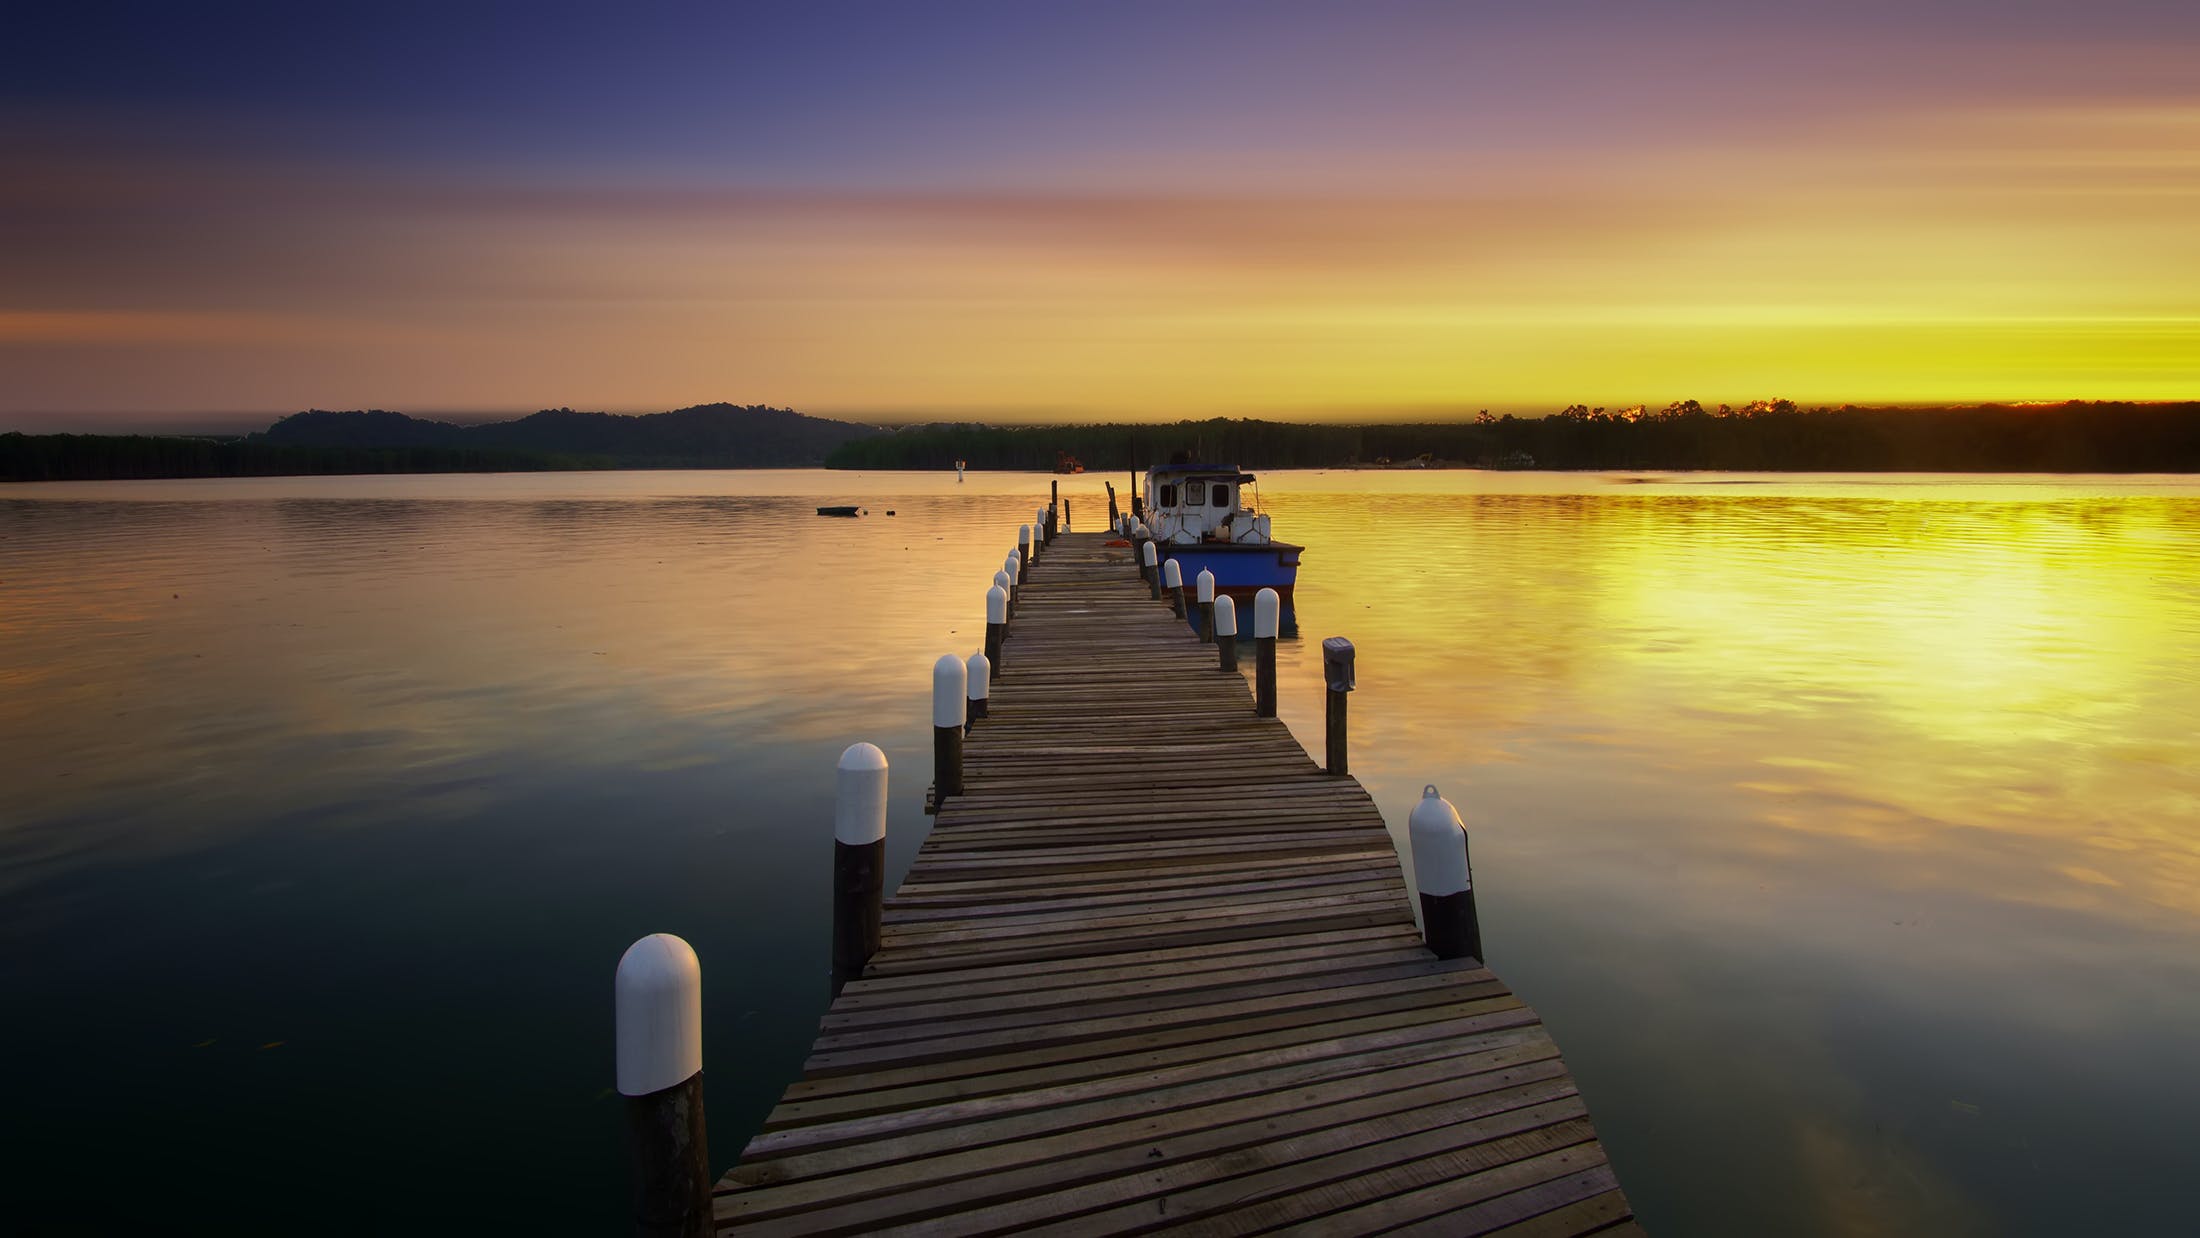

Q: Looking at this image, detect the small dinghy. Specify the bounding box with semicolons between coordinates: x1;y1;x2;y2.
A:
816;505;863;517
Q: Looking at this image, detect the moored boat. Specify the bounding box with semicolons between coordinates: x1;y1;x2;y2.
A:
816;505;863;517
1133;463;1301;625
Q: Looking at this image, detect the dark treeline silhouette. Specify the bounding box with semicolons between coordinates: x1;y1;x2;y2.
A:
260;403;878;464
3;403;880;481
12;400;2198;481
825;401;2200;472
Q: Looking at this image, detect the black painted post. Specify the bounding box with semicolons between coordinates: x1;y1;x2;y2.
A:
1163;558;1184;617
1143;541;1160;598
965;651;990;730
932;655;965;805
1253;587;1279;718
1196;568;1215;642
1409;786;1483;961
1214;594;1239;672
831;743;888;989
1064;498;1071;531
1322;637;1355;776
616;934;711;1238
985;584;1007;679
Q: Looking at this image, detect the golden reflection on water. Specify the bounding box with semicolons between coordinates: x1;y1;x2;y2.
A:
1259;474;2200;930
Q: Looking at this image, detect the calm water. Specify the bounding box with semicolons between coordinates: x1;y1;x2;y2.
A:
3;469;2197;1234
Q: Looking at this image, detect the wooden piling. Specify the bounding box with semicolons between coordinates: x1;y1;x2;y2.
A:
616;935;709;1238
830;744;888;989
1253;587;1279;718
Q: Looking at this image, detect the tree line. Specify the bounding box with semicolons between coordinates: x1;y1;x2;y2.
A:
824;402;2200;473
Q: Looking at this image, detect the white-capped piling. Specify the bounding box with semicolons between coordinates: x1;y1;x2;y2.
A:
1003;552;1020;615
1048;481;1059;539
1141;540;1160;599
832;743;888;989
1162;558;1185;618
616;933;710;1238
1196;569;1216;642
1322;637;1355;775
985;584;1008;677
1214;593;1239;672
1409;786;1482;960
1035;507;1047;550
1018;525;1033;581
965;650;990;727
932;654;966;806
1253;587;1280;717
993;567;1014;626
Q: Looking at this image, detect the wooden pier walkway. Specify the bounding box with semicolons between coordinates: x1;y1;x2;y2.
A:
714;530;1635;1235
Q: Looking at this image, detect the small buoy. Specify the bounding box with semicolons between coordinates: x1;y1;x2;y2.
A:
887;510;896;516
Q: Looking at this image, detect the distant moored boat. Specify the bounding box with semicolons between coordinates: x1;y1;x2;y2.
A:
816;505;862;517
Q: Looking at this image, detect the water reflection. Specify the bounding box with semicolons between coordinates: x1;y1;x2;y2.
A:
2;469;2196;1234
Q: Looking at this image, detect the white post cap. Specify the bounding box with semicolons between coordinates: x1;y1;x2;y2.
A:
1197;568;1215;602
993;568;1012;591
1213;593;1238;637
1134;523;1149;538
1254;587;1281;638
1163;559;1182;588
932;653;967;728
1019;524;1032;548
834;742;888;845
966;651;991;700
1409;785;1472;896
1141;541;1158;567
1005;550;1020;571
615;933;702;1096
986;584;1008;624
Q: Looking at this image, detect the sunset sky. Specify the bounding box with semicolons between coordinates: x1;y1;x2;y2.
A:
3;1;2196;429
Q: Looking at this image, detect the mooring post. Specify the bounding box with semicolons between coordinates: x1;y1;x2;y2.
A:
1004;551;1021;614
1321;637;1355;775
1162;557;1185;617
985;584;1007;678
1409;785;1482;961
1253;587;1279;717
1018;525;1033;580
1033;509;1046;554
965;650;990;729
1106;482;1118;525
1049;481;1058;537
1214;594;1239;672
1196;569;1216;642
616;934;710;1238
932;654;966;805
1142;541;1160;598
831;743;888;991
1063;498;1071;531
993;568;1014;627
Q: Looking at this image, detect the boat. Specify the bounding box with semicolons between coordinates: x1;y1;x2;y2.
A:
1055;451;1086;474
1133;463;1301;627
816;505;863;517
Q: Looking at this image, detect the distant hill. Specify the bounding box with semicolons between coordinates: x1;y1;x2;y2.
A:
259;403;879;466
1;403;883;482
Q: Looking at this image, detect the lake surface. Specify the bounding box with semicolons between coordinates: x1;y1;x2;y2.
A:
4;469;2197;1234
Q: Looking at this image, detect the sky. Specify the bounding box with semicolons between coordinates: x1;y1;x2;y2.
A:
2;0;2197;430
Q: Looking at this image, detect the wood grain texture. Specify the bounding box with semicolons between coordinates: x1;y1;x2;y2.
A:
714;532;1631;1235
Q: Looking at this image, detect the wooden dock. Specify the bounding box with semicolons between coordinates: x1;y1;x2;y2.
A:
713;530;1636;1235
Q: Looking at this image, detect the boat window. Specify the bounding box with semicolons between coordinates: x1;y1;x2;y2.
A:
1159;483;1177;507
1211;484;1231;508
1182;482;1204;506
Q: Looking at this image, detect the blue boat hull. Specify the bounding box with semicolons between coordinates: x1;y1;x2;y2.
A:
1153;542;1302;634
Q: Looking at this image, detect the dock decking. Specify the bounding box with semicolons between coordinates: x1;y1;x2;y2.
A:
714;530;1635;1235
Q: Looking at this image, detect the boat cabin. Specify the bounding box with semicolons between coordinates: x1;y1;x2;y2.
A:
1141;464;1276;545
